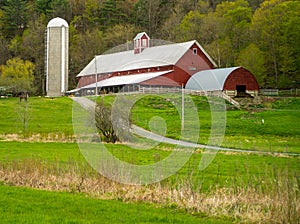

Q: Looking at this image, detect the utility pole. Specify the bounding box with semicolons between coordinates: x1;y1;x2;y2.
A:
95;55;98;96
182;83;184;131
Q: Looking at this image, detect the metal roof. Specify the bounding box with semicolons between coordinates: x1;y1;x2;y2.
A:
81;70;173;89
134;32;150;40
186;67;240;91
77;40;216;78
47;17;68;28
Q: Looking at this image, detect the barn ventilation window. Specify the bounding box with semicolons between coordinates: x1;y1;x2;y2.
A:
193;48;197;55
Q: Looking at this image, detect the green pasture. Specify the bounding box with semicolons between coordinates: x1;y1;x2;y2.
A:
130;94;300;153
1;95;299;153
0;95;299;223
0;97;73;135
0;141;299;192
0;185;228;224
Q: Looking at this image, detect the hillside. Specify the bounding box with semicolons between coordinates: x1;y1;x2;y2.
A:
0;0;299;95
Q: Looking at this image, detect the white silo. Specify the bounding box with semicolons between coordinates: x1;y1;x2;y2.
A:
46;17;69;97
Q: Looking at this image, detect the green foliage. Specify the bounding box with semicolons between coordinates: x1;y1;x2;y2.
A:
1;0;300;92
0;57;35;94
0;0;28;38
237;43;266;86
252;0;300;88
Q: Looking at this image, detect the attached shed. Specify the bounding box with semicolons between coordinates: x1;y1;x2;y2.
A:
186;67;259;97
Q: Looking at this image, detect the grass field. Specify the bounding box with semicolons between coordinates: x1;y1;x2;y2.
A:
1;96;299;153
131;94;300;153
0;141;298;191
0;185;230;224
0;97;73;135
0;95;299;223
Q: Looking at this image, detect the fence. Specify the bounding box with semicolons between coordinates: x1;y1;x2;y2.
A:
138;87;241;108
260;89;300;96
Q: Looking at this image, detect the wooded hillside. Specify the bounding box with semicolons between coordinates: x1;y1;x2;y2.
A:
0;0;299;94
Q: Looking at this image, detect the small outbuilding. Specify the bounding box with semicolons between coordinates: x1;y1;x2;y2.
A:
185;67;259;97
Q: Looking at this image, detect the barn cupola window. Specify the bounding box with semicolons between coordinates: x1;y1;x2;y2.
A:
134;32;150;54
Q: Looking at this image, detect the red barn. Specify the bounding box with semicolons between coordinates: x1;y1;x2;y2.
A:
185;67;259;97
75;32;217;95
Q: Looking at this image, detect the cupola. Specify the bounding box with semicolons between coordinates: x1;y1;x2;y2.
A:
134;32;150;54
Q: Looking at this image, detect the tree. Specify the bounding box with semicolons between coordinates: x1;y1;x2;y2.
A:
95;96;133;143
178;0;252;67
179;10;204;42
0;57;35;94
20;15;47;95
0;36;10;64
237;43;266;87
95;99;119;143
69;28;106;89
81;0;102;30
0;0;28;38
103;23;139;49
35;0;71;21
252;0;300;88
133;0;173;37
212;0;252;66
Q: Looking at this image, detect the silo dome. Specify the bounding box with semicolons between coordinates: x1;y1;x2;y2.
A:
47;17;68;28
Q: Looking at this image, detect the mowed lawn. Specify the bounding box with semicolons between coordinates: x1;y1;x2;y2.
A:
0;185;228;224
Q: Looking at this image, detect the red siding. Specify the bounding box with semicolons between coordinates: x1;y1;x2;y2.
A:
140;71;181;87
77;74;111;88
223;68;259;91
140;68;190;87
176;43;215;79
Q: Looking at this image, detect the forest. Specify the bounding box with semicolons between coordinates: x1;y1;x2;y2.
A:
0;0;299;95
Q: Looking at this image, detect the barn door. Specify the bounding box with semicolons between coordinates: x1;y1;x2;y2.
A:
236;85;246;93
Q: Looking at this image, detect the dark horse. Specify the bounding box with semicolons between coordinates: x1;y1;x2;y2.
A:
19;92;28;102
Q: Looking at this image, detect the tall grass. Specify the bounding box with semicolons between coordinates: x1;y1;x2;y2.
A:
0;153;298;223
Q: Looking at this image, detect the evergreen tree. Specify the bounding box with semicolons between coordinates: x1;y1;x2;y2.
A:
0;0;28;38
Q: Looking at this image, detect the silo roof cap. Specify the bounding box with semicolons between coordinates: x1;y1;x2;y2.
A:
47;17;69;28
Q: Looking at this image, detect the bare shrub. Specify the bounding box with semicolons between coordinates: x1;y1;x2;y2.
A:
95;99;118;143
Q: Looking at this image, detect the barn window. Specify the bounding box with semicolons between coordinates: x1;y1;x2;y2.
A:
193;48;197;55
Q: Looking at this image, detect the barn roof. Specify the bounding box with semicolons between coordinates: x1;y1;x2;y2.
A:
186;67;240;91
134;32;150;40
77;40;216;78
80;70;172;89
